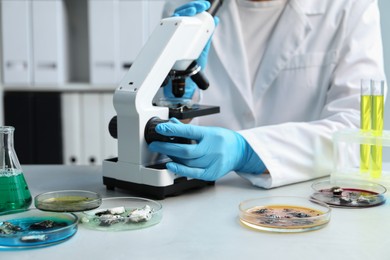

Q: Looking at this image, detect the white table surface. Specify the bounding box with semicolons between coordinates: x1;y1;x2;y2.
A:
1;165;390;260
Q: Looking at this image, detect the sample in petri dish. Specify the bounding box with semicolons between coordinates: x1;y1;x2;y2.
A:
0;209;78;249
35;190;102;212
311;179;386;208
79;197;162;231
239;196;331;233
155;97;193;109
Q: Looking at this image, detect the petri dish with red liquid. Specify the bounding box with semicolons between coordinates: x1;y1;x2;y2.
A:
311;179;386;208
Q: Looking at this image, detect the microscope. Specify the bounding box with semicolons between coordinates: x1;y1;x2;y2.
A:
103;0;223;199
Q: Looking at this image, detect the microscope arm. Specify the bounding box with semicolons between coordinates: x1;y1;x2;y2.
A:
113;12;216;167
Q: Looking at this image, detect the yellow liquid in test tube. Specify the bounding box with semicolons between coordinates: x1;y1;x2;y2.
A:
360;94;371;173
371;94;384;178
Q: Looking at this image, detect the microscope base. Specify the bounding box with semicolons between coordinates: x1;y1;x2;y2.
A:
103;158;214;199
103;176;214;200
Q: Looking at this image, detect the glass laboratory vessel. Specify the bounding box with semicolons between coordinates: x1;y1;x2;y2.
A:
360;79;371;173
370;79;384;178
0;126;32;212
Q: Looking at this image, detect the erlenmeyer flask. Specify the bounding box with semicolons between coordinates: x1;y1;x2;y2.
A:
0;126;32;212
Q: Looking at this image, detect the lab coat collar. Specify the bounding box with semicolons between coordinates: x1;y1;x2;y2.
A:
212;0;318;110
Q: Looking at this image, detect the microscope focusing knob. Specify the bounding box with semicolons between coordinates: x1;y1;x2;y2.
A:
108;116;118;139
109;116;191;144
145;117;191;144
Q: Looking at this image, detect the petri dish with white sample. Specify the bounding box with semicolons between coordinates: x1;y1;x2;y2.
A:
79;197;162;231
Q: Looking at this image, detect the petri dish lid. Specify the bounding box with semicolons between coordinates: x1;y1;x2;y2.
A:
311;179;386;208
35;190;102;212
0;209;78;249
238;196;331;233
79;197;163;231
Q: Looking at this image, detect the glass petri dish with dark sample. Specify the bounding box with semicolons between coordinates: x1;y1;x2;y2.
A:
239;196;331;233
0;209;78;249
311;179;386;208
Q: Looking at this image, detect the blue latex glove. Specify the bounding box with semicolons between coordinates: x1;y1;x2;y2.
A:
163;1;219;99
173;1;210;17
148;118;266;181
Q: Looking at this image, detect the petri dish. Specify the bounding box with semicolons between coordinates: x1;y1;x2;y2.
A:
239;196;331;233
35;190;102;212
79;197;162;231
0;209;78;249
311;179;386;208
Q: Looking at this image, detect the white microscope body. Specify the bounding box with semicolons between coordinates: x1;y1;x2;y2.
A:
102;10;218;199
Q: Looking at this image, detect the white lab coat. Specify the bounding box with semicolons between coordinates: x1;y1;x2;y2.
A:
164;0;386;188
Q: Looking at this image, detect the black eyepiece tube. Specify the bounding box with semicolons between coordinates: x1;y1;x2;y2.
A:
207;0;223;17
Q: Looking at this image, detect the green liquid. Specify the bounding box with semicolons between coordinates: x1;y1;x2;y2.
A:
371;95;384;178
0;171;32;212
360;95;371;173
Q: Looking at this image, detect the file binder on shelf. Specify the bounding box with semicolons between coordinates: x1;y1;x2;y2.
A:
88;0;119;85
88;0;166;85
61;93;83;165
31;0;68;85
62;92;117;166
117;0;147;80
80;93;103;165
1;0;32;86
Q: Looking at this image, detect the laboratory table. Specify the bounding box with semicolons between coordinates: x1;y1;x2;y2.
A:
2;165;390;260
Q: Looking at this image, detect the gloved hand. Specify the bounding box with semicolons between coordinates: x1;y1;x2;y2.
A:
163;0;219;100
148;118;266;181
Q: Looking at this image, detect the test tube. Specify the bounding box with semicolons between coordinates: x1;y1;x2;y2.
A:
370;79;384;178
360;79;371;173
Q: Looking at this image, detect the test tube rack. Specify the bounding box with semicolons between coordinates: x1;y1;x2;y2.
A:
332;129;390;188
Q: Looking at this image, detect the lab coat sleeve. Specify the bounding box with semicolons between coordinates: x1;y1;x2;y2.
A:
237;0;386;189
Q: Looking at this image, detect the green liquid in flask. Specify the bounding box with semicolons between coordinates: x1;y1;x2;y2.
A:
0;171;32;212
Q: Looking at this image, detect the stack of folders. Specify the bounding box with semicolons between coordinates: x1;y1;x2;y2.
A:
61;92;117;165
1;0;68;86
